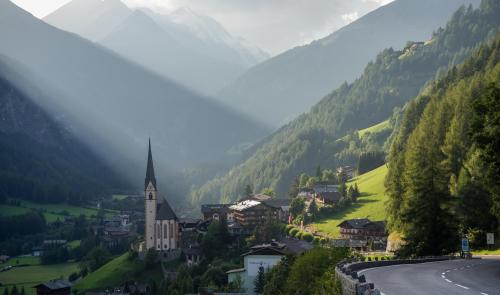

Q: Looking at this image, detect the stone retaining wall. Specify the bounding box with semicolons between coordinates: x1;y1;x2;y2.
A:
335;256;454;295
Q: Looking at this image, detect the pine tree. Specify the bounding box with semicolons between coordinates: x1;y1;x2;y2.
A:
244;184;253;198
308;198;318;220
471;84;500;219
254;265;265;293
288;176;300;198
399;100;458;256
316;166;322;178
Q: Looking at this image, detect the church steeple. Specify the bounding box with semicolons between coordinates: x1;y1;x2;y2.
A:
145;138;157;190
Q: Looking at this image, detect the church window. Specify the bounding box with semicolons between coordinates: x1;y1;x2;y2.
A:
149;193;153;200
170;223;173;238
157;224;161;238
164;224;168;238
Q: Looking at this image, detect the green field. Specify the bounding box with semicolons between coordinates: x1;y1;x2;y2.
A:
0;205;31;217
0;262;78;295
74;253;163;293
313;165;388;237
0;200;117;222
358;120;390;137
0;256;40;269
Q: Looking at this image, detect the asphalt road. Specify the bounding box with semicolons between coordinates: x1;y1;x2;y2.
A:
360;258;500;295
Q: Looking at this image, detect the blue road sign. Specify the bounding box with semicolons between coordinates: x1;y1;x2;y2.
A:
461;238;469;252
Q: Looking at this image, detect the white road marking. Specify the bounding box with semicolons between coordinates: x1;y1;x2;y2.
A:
441;272;446;275
441;275;445;278
445;279;452;283
454;284;469;290
480;293;489;295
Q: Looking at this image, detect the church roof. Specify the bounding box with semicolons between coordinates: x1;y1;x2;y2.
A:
156;197;177;220
145;138;157;190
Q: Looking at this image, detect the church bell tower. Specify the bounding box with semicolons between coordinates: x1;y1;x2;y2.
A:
144;139;157;249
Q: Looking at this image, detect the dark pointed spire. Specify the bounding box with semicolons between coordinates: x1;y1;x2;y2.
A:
145;138;156;189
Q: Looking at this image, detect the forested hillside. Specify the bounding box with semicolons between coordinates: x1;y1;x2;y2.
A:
385;26;500;255
0;59;127;204
192;0;500;205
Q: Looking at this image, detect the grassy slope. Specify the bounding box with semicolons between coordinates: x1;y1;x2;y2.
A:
0;262;78;295
313;165;388;237
74;253;163;293
358;120;390;137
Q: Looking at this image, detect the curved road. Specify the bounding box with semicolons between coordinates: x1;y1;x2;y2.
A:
360;258;500;295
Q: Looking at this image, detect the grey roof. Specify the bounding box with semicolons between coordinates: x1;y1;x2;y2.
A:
282;238;313;254
34;280;71;290
313;184;339;194
318;191;342;202
242;246;285;257
144;139;157;190
201;204;229;213
338;218;371;229
156;198;177;220
226;268;245;274
262;199;291;209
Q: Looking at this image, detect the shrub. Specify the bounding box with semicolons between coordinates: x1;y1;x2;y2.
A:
302;232;314;242
289;228;299;237
313;237;320;245
296;231;304;239
285;224;295;234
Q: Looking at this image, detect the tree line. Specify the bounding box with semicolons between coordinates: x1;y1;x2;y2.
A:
385;15;500;256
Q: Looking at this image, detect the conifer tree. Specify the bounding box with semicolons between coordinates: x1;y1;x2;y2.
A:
399;100;458;256
254;266;265;294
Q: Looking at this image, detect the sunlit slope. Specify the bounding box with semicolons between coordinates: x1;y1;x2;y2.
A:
313;165;388;237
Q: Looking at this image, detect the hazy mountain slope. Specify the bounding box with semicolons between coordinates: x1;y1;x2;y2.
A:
0;1;268;199
43;0;131;41
153;7;269;68
44;0;268;95
0;57;127;202
219;0;481;127
192;0;500;204
99;10;244;95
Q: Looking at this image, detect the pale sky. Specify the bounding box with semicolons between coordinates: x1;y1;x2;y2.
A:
11;0;394;55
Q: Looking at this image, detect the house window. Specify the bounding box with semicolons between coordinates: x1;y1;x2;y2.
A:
170;223;173;238
164;224;168;238
157;224;161;238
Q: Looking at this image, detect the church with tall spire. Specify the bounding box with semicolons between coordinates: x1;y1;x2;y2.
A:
144;139;179;252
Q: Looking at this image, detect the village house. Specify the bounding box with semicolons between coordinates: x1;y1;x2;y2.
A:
337;218;387;250
201;204;229;221
227;244;285;294
337;165;356;180
313;184;342;205
229;199;286;228
226;239;311;294
261;199;291;222
33;280;71;295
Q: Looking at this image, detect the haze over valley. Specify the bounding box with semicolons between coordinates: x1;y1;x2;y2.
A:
1;1;499;294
